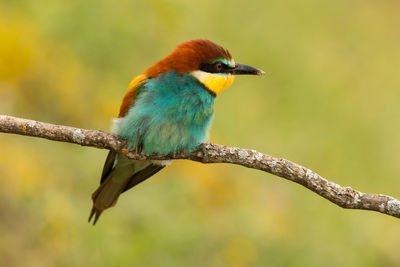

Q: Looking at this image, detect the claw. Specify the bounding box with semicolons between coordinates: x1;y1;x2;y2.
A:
134;145;143;154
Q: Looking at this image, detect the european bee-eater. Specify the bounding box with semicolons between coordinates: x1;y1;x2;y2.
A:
89;39;264;224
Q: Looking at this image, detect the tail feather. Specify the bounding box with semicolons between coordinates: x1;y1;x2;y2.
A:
89;153;165;225
88;207;101;225
122;164;164;192
89;171;130;225
100;151;117;184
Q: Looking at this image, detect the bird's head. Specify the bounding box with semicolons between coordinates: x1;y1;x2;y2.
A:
144;39;264;95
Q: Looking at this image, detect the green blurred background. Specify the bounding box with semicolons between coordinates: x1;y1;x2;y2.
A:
1;0;400;266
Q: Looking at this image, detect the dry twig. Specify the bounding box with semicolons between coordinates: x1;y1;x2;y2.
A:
1;114;399;219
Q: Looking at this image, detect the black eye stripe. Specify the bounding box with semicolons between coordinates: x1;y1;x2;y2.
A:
199;62;232;73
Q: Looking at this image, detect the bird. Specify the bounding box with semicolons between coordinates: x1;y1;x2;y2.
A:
89;39;264;224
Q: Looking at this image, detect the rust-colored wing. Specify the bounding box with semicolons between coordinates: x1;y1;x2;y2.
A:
118;74;148;118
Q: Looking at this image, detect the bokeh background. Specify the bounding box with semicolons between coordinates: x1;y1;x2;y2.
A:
1;0;400;266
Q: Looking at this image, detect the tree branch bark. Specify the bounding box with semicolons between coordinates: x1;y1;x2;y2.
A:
1;114;399;219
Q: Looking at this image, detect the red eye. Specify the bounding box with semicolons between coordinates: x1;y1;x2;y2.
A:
215;62;223;71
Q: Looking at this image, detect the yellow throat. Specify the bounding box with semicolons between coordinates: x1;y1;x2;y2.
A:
191;71;235;95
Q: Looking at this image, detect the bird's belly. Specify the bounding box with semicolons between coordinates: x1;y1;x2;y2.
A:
141;108;213;155
116;71;215;155
117;99;214;155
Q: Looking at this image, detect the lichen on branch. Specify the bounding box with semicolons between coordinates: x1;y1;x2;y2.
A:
1;114;399;219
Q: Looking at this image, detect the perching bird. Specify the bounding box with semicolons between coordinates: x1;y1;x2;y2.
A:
89;39;264;224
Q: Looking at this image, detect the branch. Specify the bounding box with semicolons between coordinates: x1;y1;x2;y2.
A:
1;114;399;219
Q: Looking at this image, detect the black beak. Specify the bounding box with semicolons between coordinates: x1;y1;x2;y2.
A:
228;63;265;75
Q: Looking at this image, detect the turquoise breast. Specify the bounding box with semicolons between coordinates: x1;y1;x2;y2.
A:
116;71;215;155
